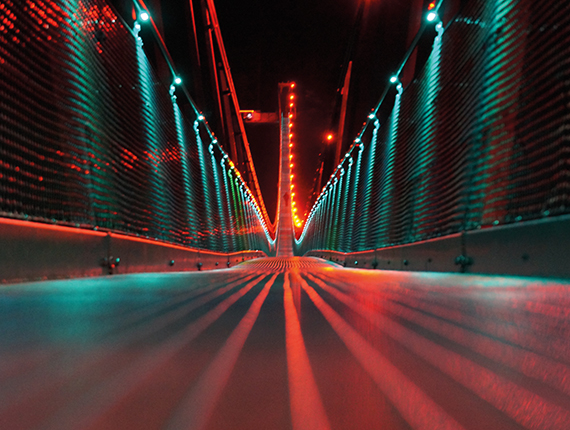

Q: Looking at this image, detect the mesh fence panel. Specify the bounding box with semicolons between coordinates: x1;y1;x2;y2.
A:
0;0;271;254
298;0;570;255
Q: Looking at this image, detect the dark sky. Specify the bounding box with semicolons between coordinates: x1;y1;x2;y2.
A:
212;0;416;221
135;0;419;222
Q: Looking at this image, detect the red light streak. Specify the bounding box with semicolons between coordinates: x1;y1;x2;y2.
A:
284;272;331;430
299;275;464;430
166;274;277;430
307;271;570;429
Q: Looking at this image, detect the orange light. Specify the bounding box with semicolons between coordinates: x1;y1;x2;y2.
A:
290;95;294;100
327;134;333;141
428;1;436;10
289;113;293;119
290;163;294;168
289;133;293;138
289;103;294;108
290;83;295;88
289;123;293;128
289;143;293;148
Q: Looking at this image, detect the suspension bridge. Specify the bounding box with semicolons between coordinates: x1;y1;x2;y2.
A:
1;0;570;429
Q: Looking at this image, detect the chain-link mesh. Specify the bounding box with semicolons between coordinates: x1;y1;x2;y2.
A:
0;0;271;254
297;0;570;255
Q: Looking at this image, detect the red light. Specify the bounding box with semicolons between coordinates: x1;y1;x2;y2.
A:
290;83;295;88
428;1;436;10
327;134;333;141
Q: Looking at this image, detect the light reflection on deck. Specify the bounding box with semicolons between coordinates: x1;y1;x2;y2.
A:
1;257;570;429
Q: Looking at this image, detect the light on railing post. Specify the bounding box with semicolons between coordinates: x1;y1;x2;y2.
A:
139;11;150;21
390;75;398;84
426;1;437;22
174;76;182;85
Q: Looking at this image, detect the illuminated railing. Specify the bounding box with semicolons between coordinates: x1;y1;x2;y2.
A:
0;0;272;254
297;0;570;255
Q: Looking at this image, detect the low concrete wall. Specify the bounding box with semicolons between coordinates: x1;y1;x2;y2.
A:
0;218;266;284
305;215;570;279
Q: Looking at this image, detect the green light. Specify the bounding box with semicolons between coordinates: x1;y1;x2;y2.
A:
209;144;228;251
194;120;216;249
375;84;403;248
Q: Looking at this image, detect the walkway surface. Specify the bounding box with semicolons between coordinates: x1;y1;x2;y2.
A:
2;257;570;429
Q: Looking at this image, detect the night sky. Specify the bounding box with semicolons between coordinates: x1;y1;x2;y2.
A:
146;0;418;222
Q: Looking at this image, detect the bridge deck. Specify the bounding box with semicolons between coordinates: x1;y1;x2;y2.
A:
1;258;570;430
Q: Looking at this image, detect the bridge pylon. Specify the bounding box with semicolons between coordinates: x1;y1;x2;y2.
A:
275;112;295;257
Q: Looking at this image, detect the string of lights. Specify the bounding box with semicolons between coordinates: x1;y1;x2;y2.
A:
0;0;273;254
297;0;570;255
285;83;305;232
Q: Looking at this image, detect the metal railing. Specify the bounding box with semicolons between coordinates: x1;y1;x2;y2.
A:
297;0;570;255
0;0;272;255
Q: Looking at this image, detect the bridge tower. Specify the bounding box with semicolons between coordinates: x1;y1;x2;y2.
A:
275;84;295;257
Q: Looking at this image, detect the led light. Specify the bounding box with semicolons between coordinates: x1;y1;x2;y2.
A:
327;134;333;141
288;123;293;128
289;133;293;138
355;137;361;143
198;114;205;121
289;143;293;148
290;95;294;100
289;103;294;108
427;11;437;21
390;75;398;83
289;113;293;119
428;1;436;10
368;113;375;119
140;11;150;21
174;76;182;85
290;83;295;88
